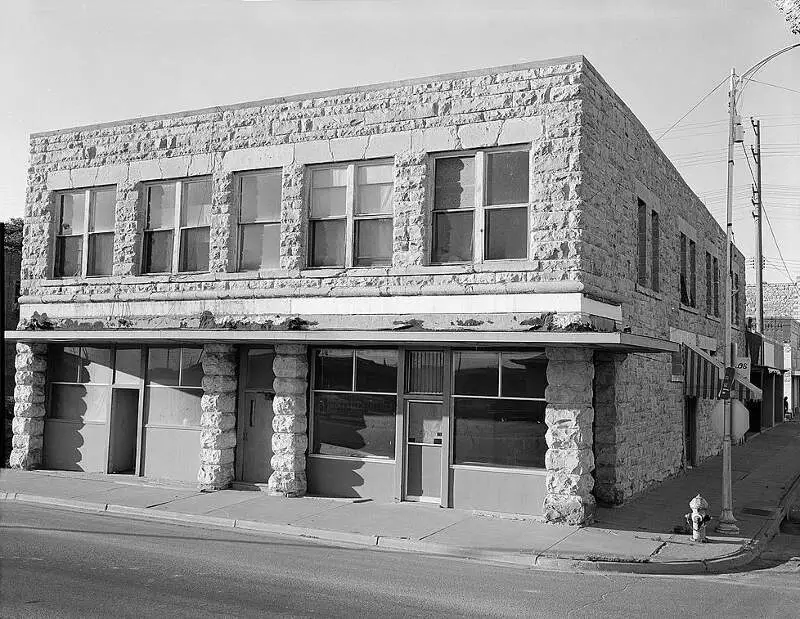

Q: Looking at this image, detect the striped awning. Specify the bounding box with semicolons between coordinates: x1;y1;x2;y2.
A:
683;344;762;401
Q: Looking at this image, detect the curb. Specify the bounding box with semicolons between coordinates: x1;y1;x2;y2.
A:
0;492;766;575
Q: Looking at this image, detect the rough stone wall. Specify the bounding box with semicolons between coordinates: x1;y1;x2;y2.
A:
199;344;238;490
593;351;685;504
774;0;800;33
746;282;799;319
20;58;587;307
694;398;719;463
9;343;47;470
268;344;309;497
543;347;595;524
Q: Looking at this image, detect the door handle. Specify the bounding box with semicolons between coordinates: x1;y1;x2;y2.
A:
249;400;255;427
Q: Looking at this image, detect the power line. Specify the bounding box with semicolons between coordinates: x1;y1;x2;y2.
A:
655;75;728;142
761;202;798;286
746;78;800;95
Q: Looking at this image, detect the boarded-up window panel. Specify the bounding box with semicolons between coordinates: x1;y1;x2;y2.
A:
650;211;660;292
637;199;648;286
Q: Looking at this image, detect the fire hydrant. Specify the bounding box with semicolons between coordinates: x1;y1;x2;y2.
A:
685;494;712;542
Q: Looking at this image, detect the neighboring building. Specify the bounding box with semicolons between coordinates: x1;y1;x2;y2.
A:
3;219;23;464
747;281;800;420
6;56;758;525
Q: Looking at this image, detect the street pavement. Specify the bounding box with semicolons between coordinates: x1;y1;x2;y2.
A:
2;501;798;618
1;419;799;575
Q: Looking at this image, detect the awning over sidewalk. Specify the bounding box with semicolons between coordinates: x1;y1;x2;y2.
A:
683;343;762;401
3;329;679;353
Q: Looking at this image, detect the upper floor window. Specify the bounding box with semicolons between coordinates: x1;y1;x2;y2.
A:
636;198;660;291
432;148;529;264
54;187;115;278
680;232;697;308
309;162;394;268
143;178;211;274
236;169;282;271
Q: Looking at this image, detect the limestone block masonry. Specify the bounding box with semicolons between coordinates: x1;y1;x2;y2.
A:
10;343;47;470
198;344;238;491
543;347;595;524
268;344;309;497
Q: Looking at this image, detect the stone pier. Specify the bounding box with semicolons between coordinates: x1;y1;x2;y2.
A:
543;347;596;525
198;344;238;491
268;344;309;497
10;343;48;470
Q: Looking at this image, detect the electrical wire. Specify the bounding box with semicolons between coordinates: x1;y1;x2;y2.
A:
655;75;729;143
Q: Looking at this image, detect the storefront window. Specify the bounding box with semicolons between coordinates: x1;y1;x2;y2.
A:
48;346;117;424
145;347;204;428
453;351;547;469
313;349;397;459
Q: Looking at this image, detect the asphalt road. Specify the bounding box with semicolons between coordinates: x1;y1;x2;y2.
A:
1;502;798;618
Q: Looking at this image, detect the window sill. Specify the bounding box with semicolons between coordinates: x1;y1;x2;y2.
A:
670;374;684;383
705;314;721;323
450;463;546;475
634;283;664;301
309;453;395;464
680;303;700;315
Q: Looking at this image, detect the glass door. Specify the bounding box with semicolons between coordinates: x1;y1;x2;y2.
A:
405;400;443;502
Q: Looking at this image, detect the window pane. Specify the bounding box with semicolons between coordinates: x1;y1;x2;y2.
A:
315;349;353;391
406;350;444;394
313;392;396;458
434;157;474;210
408;401;443;445
145;386;202;427
55;236;83;277
146;183;175;229
454;398;546;468
486;151;529;205
50;384;110;423
179;227;210;272
50;346;81;383
240;223;280;271
486;207;527;260
90;188;116;232
355;350;397;393
311;168;347;218
501;352;547;398
453;351;499;396
432;211;473;263
240;171;281;222
147;348;181;386
246;349;275;390
355;219;392;266
180;348;204;387
87;232;114;276
356;164;393;215
59;192;86;235
144;230;173;273
114;348;142;384
181;180;212;227
79;347;113;384
311;220;345;267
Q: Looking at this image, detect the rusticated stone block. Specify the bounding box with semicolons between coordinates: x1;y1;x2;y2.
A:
10;343;48;470
210;170;233;273
198;344;238;491
542;346;595;524
280;164;305;271
268;344;309;497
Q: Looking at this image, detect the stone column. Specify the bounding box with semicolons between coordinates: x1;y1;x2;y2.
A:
392;150;427;267
280;164;305;271
209;170;234;274
198;344;238;491
543;347;595;525
10;343;47;470
268;344;308;497
112;179;142;276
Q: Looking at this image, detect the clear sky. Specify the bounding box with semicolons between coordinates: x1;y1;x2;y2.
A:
1;0;797;283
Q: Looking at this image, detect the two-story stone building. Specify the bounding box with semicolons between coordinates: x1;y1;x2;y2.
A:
7;55;760;524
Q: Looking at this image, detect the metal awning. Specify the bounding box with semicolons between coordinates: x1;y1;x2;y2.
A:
683;343;762;401
3;329;678;353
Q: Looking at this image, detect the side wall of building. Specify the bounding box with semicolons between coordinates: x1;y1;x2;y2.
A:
579;61;746;503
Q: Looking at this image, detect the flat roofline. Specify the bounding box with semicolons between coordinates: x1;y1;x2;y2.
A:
30;55;587;138
4;328;675;353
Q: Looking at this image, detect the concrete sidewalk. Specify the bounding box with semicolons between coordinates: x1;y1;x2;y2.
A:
3;420;799;574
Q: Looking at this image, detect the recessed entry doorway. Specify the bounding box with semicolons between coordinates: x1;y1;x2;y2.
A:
236;348;276;485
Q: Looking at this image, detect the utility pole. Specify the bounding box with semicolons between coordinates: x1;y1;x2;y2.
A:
718;68;740;534
751;118;764;333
